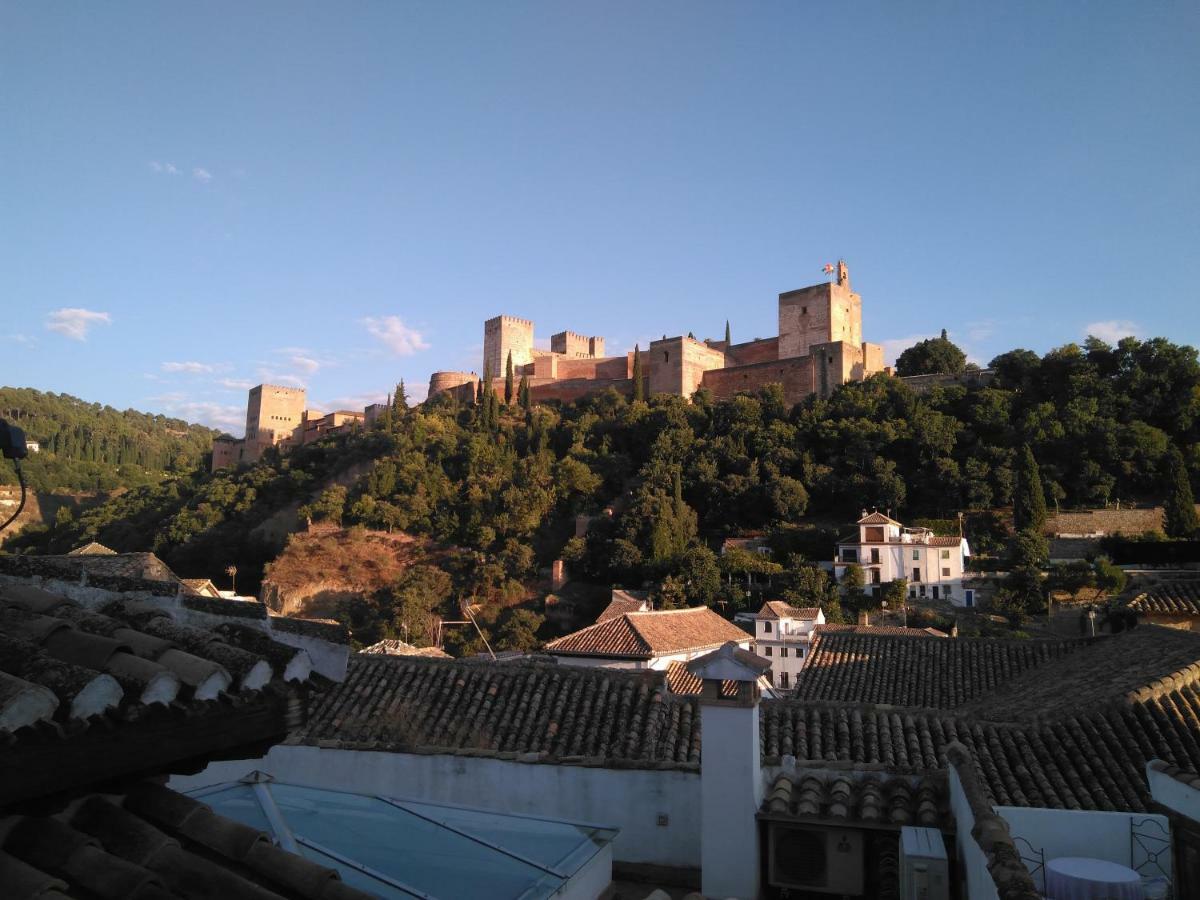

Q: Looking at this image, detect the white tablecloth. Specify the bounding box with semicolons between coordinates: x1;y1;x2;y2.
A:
1045;857;1144;900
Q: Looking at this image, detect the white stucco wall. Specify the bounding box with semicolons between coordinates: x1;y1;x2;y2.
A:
1148;764;1200;822
997;805;1171;885
170;744;702;870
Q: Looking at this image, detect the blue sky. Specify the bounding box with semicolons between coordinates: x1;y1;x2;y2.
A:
2;3;1198;434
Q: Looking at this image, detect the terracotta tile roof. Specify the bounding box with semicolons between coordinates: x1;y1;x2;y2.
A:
545;606;749;659
960;626;1200;721
1130;581;1200;616
927;535;967;547
0;780;376;900
181;578;221;597
359;639;451;658
596;591;650;622
812;623;946;637
296;656;702;769
797;631;1084;707
761;770;946;830
664;660;740;697
0;577;332;804
857;511;900;525
38;551;182;583
755;600;820;620
66;542;117;556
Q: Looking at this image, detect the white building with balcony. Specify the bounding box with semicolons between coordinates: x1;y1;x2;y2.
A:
751;601;824;691
834;510;974;606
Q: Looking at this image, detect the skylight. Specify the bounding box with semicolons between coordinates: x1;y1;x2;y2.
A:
190;775;617;899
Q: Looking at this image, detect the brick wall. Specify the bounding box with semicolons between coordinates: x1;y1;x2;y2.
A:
723;336;779;367
701;355;815;406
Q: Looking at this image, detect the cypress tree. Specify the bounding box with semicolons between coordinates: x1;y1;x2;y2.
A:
1164;446;1199;538
394;381;408;414
1013;444;1047;532
518;373;530;410
504;351;515;405
724;320;731;345
632;344;644;402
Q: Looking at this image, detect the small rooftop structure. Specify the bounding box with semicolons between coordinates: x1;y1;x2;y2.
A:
595;589;651;623
545;605;750;665
359;638;452;659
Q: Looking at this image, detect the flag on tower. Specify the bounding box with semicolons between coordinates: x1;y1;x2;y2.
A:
822;263;835;275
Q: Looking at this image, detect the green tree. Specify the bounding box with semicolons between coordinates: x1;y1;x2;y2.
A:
841;562;867;612
1163;446;1199;538
1013;445;1047;532
632;344;645;402
393;381;409;418
389;564;453;646
495;608;543;652
895;330;967;376
882;577;908;611
298;484;347;526
504;351;515;406
724;320;731;345
1094;557;1127;595
518;373;531;410
677;544;722;605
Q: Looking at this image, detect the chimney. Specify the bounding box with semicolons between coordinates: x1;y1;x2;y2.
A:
686;642;771;899
857;609;870;626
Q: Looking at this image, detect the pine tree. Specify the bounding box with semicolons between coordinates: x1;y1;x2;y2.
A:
724;320;731;345
518;373;530;410
632;344;644;402
1164;446;1199;538
504;351;515;405
1013;444;1047;532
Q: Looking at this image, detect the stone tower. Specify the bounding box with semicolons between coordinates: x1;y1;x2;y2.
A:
243;384;306;461
483;315;534;378
777;259;862;359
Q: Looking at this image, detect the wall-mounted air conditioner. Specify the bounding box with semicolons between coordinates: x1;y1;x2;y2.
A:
767;823;864;895
899;826;949;900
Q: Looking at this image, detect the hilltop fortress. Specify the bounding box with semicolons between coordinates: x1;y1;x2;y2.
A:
428;260;886;407
214;262;991;471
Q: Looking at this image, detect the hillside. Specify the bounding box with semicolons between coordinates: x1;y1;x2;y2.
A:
0;387;218;491
5;335;1198;649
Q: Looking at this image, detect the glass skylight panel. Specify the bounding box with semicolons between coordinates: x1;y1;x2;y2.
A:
190;781;612;900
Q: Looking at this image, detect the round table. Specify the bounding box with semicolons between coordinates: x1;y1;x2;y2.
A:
1045;856;1144;900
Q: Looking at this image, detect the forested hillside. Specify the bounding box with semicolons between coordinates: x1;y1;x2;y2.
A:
0;388;218;491
6;336;1198;649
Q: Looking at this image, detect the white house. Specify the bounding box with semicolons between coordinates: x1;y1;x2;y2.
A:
834;510;974;607
544;605;752;670
752;601;824;691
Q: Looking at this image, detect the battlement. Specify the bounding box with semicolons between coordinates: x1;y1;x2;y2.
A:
485;314;534;328
251;384;307;395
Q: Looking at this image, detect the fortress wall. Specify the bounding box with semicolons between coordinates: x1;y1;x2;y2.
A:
723;336;779;367
556;356;630;380
701;355;815;406
528;377;632;404
899;370;997;393
428;371;478;396
484;315;534;377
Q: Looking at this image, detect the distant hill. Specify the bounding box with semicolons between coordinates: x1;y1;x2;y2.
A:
0;387;219;492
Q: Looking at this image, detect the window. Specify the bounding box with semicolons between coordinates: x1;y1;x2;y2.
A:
764;646;772;656
780;672;790;688
872;570;881;584
944;586;953;598
919;585;927;597
941;550;950;560
912;549;920;560
965;589;975;608
663;351;669;362
801;306;808;315
932;586;939;599
841;549;858;563
942;567;951;577
912;567;921;582
764;621;772;633
871;548;880;564
780;647;789;658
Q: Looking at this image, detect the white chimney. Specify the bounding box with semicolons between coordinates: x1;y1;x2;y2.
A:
687;642;771;899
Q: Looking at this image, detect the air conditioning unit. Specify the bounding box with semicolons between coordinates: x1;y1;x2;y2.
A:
767;824;864;895
899;826;949;900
